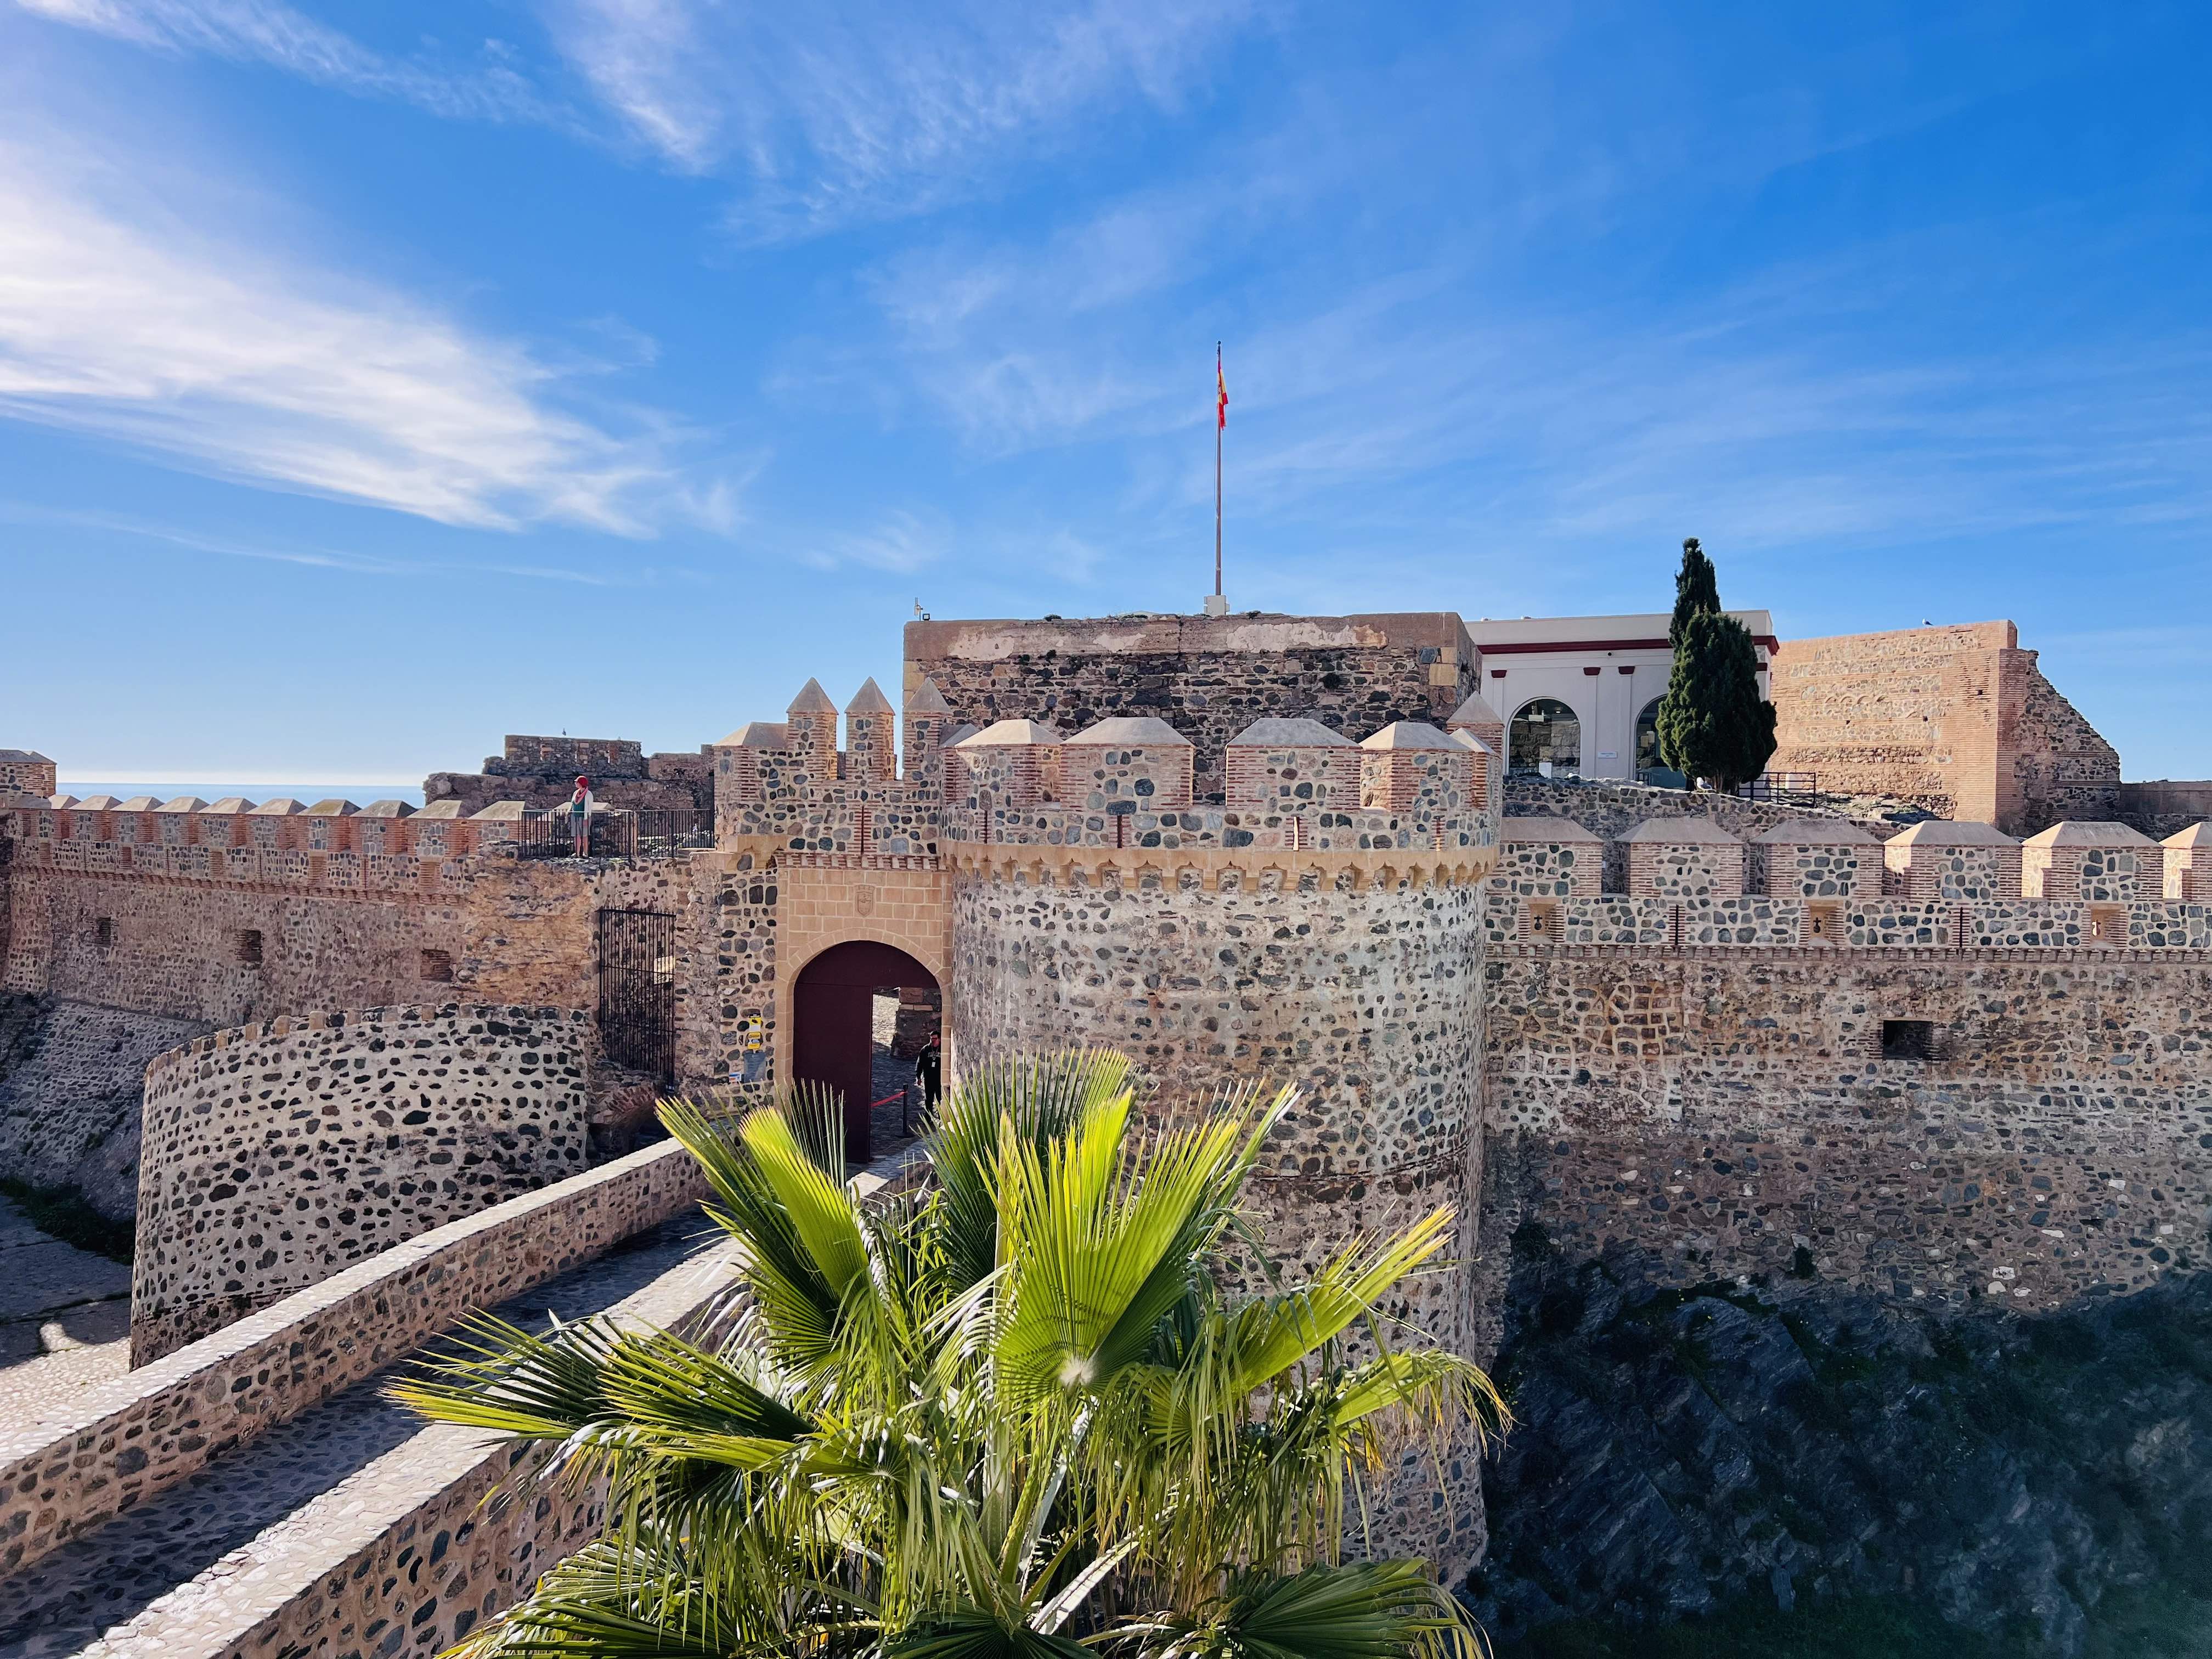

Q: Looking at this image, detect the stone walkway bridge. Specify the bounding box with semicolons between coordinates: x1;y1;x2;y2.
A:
0;1131;919;1659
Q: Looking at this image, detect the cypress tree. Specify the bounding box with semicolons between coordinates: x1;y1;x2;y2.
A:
1656;539;1779;791
1669;537;1720;647
1658;611;1778;791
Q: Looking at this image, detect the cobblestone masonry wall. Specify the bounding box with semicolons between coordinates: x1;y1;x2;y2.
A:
1504;778;1900;893
2005;651;2124;832
1627;838;1744;899
131;1006;590;1364
1765;622;2121;833
0;1136;706;1581
949;856;1490;1576
906;613;1476;800
56;1153;921;1659
1481;949;2212;1312
0;754;57;795
72;1431;614;1659
0;998;210;1220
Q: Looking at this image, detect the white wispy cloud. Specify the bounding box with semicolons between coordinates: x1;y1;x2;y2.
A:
843;140;2212;583
541;0;1262;238
0;129;741;533
13;0;555;122
0;501;714;585
21;0;1270;240
803;509;951;574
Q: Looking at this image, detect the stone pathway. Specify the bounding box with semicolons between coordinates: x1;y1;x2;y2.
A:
0;1214;722;1658
0;1197;131;1430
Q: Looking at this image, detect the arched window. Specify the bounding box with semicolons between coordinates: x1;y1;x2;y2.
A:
1635;698;1689;786
1509;698;1581;777
1635;698;1664;777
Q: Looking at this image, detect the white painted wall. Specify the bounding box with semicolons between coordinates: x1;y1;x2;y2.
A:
1466;612;1773;782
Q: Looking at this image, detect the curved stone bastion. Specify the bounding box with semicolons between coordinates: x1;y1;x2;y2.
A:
935;713;1501;1575
131;1003;590;1364
949;842;1495;1574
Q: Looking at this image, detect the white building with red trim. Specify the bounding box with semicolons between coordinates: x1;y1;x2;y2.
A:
1467;611;1776;782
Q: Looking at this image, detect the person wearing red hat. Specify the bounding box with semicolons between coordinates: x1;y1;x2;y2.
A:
567;775;594;857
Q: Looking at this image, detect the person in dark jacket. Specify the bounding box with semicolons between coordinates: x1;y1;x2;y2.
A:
913;1031;943;1113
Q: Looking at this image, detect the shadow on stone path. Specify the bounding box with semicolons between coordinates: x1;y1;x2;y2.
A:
0;1214;721;1658
0;1196;131;1432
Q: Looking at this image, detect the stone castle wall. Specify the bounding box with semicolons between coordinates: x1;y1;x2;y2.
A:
2;823;625;1039
1766;622;2121;833
906;613;1476;799
0;753;57;796
2006;654;2125;831
131;1005;590;1363
1768;622;2013;821
947;848;1492;1573
1504;777;1898;893
425;732;713;816
1482;945;2212;1311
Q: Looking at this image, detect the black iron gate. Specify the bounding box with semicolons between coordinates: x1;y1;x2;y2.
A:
597;908;675;1082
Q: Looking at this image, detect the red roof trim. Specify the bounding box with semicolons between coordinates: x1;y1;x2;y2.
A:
1476;635;1779;655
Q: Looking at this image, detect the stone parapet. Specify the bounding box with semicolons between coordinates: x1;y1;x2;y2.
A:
9;802;512;861
945;842;1494;891
1680;895;1801;946
0;1136;707;1581
41;1147;919;1659
2020;821;2164;901
709;699;1492;864
1845;899;1954;946
1752;818;1882;898
8;834;481;893
1623;818;1746;898
2165;823;2212;900
1483;897;2209;957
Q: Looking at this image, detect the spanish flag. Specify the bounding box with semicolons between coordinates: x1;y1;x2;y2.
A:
1216;347;1228;430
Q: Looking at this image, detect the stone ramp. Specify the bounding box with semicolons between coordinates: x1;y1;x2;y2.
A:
0;1215;722;1658
0;1195;131;1426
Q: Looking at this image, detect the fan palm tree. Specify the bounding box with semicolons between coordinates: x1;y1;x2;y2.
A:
391;1049;1508;1659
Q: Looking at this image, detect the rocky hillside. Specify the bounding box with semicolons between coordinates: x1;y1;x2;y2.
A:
1468;1225;2212;1657
0;994;210;1221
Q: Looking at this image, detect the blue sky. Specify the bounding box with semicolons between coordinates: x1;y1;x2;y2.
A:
2;1;2207;787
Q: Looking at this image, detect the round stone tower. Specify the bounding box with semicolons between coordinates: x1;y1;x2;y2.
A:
945;713;1497;1575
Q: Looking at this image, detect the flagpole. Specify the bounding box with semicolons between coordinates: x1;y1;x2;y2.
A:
1214;341;1223;600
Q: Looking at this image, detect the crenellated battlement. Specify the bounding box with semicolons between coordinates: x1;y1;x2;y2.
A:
708;680;1499;861
5;792;552;873
1488;810;2212;953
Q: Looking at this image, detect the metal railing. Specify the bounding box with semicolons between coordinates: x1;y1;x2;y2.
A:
1733;772;1822;802
511;807;710;860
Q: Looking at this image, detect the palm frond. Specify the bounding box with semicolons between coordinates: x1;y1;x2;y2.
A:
925;1049;1136;1290
387;1312;621;1444
444;1528;826;1659
993;1084;1289;1408
1331;1350;1508;1444
1157;1561;1487;1659
885;1607;1092;1659
661;1096;841;1341
401;1049;1506;1659
1217;1208;1459;1397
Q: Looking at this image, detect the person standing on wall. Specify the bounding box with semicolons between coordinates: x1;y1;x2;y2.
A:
568;775;594;857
